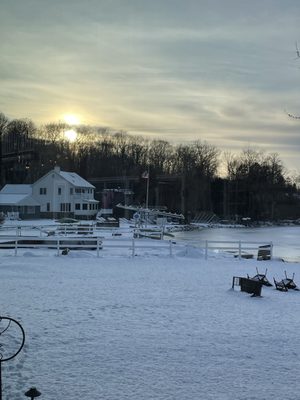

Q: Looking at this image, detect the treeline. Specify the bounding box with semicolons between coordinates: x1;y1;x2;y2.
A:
0;112;299;221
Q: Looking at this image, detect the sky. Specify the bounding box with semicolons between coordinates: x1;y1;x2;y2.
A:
1;0;300;172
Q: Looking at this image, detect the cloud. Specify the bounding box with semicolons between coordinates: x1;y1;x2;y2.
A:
1;0;300;171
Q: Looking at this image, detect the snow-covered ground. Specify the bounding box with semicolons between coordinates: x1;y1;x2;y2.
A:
1;242;300;400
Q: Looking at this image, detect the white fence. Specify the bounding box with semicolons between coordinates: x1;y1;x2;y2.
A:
0;223;164;238
185;239;273;260
0;235;273;259
0;236;175;257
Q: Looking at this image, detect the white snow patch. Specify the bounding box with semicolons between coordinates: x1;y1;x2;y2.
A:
0;251;300;400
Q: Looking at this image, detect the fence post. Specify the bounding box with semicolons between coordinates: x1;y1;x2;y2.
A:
270;241;273;259
205;240;208;260
97;238;100;257
132;238;135;257
15;239;18;256
169;240;173;257
57;239;60;256
238;241;241;260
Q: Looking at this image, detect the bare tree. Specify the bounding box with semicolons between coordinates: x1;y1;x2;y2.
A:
0;112;9;186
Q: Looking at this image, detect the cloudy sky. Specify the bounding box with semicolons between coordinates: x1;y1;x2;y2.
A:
1;0;300;171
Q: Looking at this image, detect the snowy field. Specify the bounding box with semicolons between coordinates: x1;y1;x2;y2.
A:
1;245;300;400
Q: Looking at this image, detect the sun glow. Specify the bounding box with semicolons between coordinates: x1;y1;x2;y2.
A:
64;129;78;142
63;114;80;125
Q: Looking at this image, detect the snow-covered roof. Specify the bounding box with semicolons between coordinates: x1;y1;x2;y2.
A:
1;184;32;194
33;167;95;189
0;184;39;206
59;171;95;188
0;194;40;206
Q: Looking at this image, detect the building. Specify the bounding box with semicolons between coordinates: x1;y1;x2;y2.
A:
0;184;40;219
0;166;99;219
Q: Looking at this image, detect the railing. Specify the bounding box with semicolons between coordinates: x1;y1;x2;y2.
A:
186;239;273;260
0;234;273;259
0;236;174;257
0;224;120;237
0;224;165;240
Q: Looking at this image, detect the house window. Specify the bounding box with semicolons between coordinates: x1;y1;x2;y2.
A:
40;188;47;195
70;188;73;195
47;203;50;212
58;187;62;195
60;203;71;212
82;204;87;210
75;203;81;210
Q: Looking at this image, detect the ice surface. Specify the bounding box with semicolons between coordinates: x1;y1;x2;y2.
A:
174;225;300;262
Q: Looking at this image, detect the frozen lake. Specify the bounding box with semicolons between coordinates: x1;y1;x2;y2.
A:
174;226;300;262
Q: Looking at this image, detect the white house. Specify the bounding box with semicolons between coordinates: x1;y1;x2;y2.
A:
32;166;98;218
0;166;99;219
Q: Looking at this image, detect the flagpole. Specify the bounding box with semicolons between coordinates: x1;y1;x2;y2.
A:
146;171;150;209
145;166;150;227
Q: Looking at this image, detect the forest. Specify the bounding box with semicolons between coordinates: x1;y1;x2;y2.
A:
0;112;299;222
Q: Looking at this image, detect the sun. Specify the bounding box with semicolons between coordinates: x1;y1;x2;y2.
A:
64;129;78;142
63;114;80;125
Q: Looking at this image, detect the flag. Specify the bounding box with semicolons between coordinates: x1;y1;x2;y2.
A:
141;171;149;179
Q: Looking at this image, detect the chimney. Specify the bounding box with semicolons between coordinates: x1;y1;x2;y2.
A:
54;166;61;173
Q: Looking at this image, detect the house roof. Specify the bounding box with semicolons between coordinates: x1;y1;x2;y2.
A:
34;166;94;188
0;194;40;206
0;185;40;206
1;184;32;194
59;171;95;188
